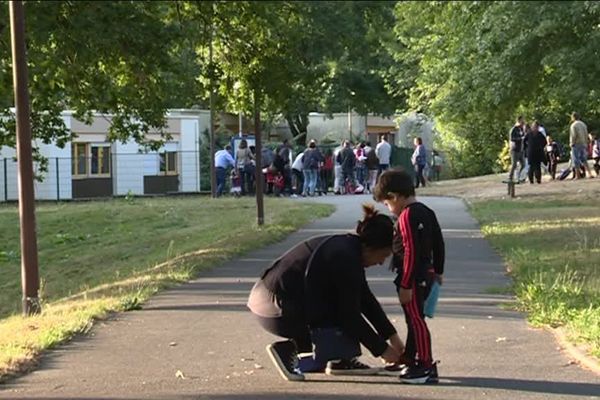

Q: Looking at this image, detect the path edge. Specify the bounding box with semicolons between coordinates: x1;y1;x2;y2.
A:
550;327;600;376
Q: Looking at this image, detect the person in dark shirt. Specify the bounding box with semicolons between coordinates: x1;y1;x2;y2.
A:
526;122;547;184
338;140;357;188
374;168;445;384
248;205;403;381
545;136;561;180
508;116;526;181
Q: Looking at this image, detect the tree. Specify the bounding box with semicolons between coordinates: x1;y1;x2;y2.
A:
391;1;600;177
0;1;199;151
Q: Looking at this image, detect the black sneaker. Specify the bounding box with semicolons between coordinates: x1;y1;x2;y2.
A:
376;354;415;377
399;363;438;384
325;358;380;376
428;362;439;384
266;340;305;382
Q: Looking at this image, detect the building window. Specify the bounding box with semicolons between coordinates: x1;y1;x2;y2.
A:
159;151;178;175
72;143;88;176
91;145;111;176
72;143;111;178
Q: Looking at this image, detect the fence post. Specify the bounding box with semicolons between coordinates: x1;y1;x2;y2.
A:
3;158;7;202
55;157;60;201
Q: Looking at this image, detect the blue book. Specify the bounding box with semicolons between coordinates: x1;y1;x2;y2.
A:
424;281;441;318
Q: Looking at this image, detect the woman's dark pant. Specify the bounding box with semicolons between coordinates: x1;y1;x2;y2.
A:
528;160;542;183
548;160;557;180
255;314;312;353
415;164;426;188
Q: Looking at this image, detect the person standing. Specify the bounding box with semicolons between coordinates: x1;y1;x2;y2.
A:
339;140;357;191
214;144;236;196
247;205;403;381
374;169;445;384
411;137;427;188
291;151;304;196
302;139;324;197
569;112;593;179
277;139;293;193
320;148;334;194
375;135;392;176
333;144;344;195
354;142;368;188
590;132;600;177
525;122;546;184
508;116;526;182
365;141;380;193
545;136;561;180
236;139;255;195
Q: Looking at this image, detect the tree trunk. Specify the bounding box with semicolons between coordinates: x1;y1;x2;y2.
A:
254;90;264;226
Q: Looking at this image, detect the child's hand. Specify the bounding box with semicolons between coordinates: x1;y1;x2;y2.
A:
398;288;412;304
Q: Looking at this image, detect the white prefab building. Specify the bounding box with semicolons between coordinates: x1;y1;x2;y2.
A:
0;110;210;201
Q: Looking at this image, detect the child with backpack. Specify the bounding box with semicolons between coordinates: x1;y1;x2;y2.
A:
373;168;445;384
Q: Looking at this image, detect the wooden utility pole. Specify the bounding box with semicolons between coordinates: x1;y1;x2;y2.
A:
208;3;216;198
253;90;264;226
9;0;41;315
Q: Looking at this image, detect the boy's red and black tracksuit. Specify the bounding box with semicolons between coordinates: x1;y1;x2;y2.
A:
393;202;445;368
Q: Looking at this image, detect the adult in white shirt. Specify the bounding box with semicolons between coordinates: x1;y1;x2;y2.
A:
291;152;304;195
214;145;236;196
375;135;392;176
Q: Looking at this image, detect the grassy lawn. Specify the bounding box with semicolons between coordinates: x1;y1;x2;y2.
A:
0;196;334;379
420;175;600;359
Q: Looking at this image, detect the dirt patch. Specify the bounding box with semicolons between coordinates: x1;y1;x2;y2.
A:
419;171;600;203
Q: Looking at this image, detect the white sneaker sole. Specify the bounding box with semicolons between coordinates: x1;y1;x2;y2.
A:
400;375;431;384
265;344;305;382
325;366;382;376
377;367;407;377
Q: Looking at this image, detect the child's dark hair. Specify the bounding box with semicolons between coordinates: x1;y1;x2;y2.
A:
372;168;415;201
356;204;393;249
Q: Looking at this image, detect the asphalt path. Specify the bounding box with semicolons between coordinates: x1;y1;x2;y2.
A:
1;195;599;400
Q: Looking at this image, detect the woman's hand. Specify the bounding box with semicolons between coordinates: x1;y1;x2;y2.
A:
398;288;412;304
389;333;405;355
381;345;401;364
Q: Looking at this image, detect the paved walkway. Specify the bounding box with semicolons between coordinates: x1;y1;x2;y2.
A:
1;196;599;400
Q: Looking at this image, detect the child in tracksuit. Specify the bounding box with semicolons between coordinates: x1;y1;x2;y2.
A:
374;168;445;384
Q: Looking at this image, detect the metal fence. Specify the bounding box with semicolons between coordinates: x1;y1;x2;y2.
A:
0;150;209;202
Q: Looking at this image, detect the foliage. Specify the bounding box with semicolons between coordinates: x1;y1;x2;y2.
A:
391;1;600;177
0;0;200;150
471;198;600;357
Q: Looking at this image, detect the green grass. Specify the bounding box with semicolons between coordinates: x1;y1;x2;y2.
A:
471;198;600;358
0;196;334;379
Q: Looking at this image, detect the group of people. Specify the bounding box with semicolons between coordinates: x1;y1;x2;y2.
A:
248;168;445;384
214;139;295;197
329;136;392;195
508;112;600;184
290;136;395;197
215;134;443;197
